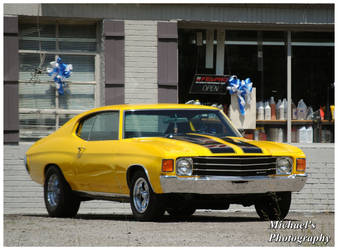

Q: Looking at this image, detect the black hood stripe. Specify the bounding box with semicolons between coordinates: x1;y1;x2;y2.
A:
172;134;235;153
221;137;263;153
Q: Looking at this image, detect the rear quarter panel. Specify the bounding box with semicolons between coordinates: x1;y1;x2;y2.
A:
26;135;77;186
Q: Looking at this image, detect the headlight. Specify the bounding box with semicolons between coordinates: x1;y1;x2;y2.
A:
276;157;293;175
176;158;193;176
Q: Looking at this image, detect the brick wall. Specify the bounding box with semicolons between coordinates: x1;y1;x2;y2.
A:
4;143;130;214
124;20;158;104
3;143;334;214
289;144;335;212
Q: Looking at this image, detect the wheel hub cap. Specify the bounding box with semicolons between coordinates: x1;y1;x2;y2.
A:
47;174;61;207
133;177;150;213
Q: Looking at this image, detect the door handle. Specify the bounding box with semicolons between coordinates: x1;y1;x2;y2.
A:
78;146;86;152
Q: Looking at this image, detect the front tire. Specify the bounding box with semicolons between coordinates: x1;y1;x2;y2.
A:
255;192;291;220
130;170;165;221
166;206;196;219
44;166;80;218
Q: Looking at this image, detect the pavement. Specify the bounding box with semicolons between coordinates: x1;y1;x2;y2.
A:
4;211;334;247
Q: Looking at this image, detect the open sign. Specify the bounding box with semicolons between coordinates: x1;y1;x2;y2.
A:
189;74;230;95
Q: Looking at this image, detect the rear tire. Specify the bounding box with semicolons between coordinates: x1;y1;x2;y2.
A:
44;166;80;218
130;170;165;221
255;192;291;221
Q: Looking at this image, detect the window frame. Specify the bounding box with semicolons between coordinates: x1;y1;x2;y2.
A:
18;21;101;141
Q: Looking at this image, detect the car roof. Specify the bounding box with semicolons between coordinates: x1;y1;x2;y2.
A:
88;103;219;112
58;104;224;135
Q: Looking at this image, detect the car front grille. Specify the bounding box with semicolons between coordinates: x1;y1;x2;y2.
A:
192;156;277;177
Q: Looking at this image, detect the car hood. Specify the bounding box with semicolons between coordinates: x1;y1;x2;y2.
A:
126;134;304;158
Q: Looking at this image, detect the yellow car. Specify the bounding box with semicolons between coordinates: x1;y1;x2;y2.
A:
25;104;307;221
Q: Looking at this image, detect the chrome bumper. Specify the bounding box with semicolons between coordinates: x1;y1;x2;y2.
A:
160;174;307;194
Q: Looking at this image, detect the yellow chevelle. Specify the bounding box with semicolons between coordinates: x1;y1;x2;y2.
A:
25;104;307;221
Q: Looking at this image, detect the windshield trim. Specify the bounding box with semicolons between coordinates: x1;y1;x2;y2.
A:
122;108;242;139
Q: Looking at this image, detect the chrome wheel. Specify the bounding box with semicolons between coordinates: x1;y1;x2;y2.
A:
133;177;150;213
47;174;61;207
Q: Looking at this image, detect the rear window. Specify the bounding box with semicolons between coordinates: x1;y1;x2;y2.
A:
77;111;119;141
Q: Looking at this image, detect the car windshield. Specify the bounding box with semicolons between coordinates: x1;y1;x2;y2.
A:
124;109;241;139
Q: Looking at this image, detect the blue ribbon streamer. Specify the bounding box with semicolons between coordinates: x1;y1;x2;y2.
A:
47;57;72;95
227;75;253;115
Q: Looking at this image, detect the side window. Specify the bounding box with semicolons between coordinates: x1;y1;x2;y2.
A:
89;112;119;141
78;115;96;140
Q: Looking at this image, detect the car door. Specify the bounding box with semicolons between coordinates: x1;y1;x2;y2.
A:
72;111;122;194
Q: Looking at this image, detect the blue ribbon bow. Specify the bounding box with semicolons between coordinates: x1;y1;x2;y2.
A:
227;75;253;115
47;56;72;95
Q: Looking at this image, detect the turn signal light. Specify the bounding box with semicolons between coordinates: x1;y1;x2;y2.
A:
296;158;306;172
162;159;174;172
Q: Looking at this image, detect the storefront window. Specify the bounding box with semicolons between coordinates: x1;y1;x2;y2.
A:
18;21;99;140
291;32;334;143
178;28;334;143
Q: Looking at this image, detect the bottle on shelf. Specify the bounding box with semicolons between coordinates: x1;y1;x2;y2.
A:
278;99;285;120
291;127;297;142
306;107;314;120
264;101;271;120
270;97;276;120
330;105;334;120
269;127;284;142
277;128;284;142
257;101;264;120
306;126;313;143
298;126;307;143
291;101;297;120
276;99;281;120
321;128;332;143
297;99;307;120
319;106;325;120
283;98;287;120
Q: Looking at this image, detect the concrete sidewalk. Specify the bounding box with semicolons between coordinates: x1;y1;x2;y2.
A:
4;211;334;247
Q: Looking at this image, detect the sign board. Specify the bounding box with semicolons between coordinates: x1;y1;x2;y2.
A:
189;74;230;95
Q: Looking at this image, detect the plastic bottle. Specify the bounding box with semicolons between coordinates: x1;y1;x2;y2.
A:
283;98;288;120
264;101;271;120
297;99;307;120
330;105;335;120
319;106;324;120
291;101;297;120
291;127;297;142
280;128;285;142
257;101;264;120
270;97;276;120
278;99;285;120
298;126;307;143
306;107;313;120
276;99;281;120
306;126;313;143
321;129;332;143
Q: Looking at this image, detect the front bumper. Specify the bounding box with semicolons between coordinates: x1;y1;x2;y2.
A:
160;174;307;194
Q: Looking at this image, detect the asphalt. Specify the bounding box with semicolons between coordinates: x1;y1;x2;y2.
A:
4;211;334;247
